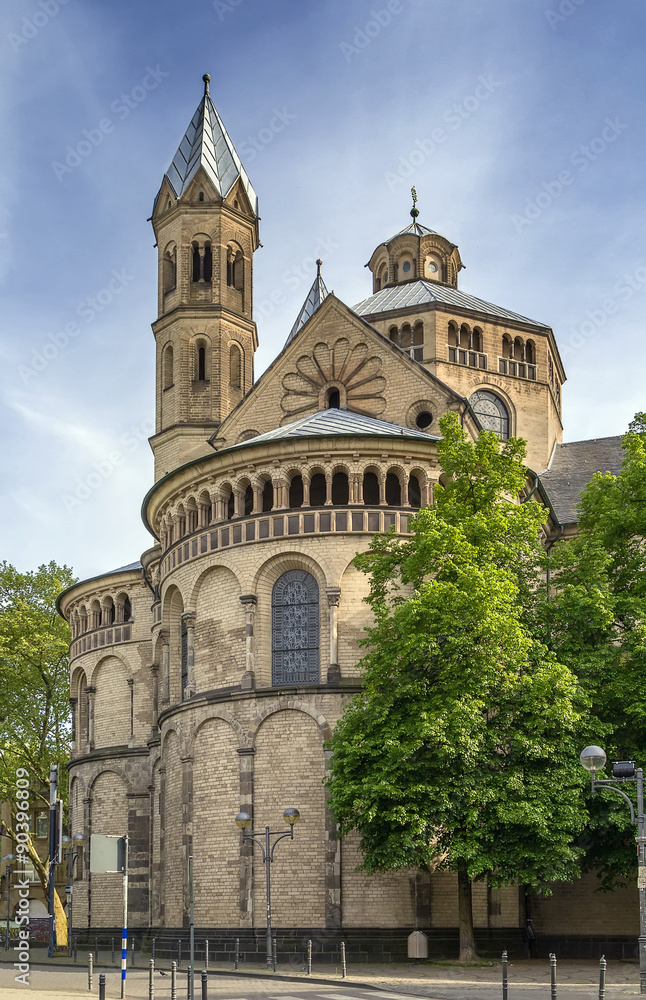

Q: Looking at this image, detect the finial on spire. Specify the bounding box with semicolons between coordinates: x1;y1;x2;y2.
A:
316;258;323;277
410;186;419;221
203;73;211;96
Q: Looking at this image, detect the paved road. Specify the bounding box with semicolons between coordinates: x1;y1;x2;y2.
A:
0;961;642;1000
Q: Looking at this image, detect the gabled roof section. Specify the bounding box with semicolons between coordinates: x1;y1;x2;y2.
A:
161;74;258;215
227;407;440;451
284;261;330;346
353;278;550;329
538;436;624;525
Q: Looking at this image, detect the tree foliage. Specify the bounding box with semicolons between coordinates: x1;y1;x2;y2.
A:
0;560;75;945
326;414;591;958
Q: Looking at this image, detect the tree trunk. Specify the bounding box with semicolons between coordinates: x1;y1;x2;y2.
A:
457;865;478;962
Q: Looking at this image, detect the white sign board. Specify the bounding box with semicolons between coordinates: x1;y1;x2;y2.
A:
89;834;126;873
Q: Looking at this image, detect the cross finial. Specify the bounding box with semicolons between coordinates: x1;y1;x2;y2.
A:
410;186;419;221
203;73;211;96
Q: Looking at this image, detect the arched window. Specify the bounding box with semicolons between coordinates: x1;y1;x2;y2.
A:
262;480;274;512
408;474;421;508
469;390;510;440
163;247;176;293
101;598;115;627
289;475;304;508
244;485;254;516
123;597;132;621
230;345;243;391
526;340;536;364
472;327;483;352
192;243;201;283
197;345;206;381
203;243;212;283
401;324;412;349
513;337;524;361
272;570;319;686
163;345;174;389
459;325;470;350
198;191;204;202
332;472;349;505
227;247;244;289
327;388;340;409
309;473;326;507
389;326;399;345
362;471;380;505
386;473;401;506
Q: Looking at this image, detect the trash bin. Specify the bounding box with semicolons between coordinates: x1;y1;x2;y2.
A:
407;930;428;959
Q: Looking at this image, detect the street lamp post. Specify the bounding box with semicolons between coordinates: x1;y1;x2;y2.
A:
580;746;646;993
61;833;85;958
3;855;15;950
235;808;300;971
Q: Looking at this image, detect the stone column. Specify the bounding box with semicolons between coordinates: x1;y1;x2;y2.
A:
378;473;386;505
239;595;257;690
180;756;194;927
182;612;196;697
69;697;78;755
127;791;151;927
402;473;411;507
324;749;342;928
86;687;96;750
326;588;341;683
252;484;262;514
161;630;170;706
150;664;160;734
324;472;332;505
237;747;255;927
302;474;311;507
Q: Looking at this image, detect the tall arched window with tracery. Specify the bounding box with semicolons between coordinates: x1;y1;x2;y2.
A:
272;570;319;686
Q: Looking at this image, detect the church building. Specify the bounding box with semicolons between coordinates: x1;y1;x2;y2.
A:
57;75;632;958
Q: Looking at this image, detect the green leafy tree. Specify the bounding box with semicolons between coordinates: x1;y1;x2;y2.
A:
326;414;591;960
0;561;75;947
533;414;646;888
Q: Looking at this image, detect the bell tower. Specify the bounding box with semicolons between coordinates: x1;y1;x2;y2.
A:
149;74;260;481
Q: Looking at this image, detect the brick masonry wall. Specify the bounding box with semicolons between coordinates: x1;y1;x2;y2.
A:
194;565;244;689
88;771;128;927
341;831;417;928
530;872;639;936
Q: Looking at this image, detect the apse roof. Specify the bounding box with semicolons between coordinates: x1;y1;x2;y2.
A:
353;279;549;329
228;407;439;450
161;75;258;215
538;436;624;525
285;264;330;346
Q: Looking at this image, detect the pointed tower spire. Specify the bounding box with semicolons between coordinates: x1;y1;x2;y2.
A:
285;260;330;346
155;73;258;217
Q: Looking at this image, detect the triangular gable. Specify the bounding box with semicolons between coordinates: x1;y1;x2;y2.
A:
211;293;472;450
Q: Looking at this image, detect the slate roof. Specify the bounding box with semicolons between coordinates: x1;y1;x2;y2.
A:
160;79;258;215
384;222;442;243
284;267;330;346
353;278;549;330
538;436;624;525
227;407;439;451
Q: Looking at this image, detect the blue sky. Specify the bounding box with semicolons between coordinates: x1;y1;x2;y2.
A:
1;0;645;581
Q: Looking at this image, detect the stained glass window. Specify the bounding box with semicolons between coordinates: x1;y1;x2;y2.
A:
469;390;510;440
272;570;319;686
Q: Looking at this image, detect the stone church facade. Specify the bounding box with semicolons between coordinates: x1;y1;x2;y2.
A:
58;75;635;957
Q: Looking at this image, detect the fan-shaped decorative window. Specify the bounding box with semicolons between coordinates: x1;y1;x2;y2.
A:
272;570;319;686
469;390;510;440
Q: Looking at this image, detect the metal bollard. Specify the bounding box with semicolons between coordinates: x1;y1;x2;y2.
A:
186;967;191;1000
178;939;182;968
234;937;239;972
307;939;312;976
502;950;508;1000
111;937;115;964
88;952;93;992
273;935;277;973
149;957;155;1000
201;969;208;1000
341;941;347;979
95;937;99;964
99;973;106;1000
205;939;209;971
152;937;156;961
171;960;178;1000
550;953;557;1000
131;936;136;967
599;955;607;1000
73;937;77;963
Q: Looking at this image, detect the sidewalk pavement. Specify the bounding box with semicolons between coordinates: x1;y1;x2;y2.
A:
0;956;642;1000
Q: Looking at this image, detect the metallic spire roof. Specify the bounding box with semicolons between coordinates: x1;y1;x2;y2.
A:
284;260;330;346
163;74;258;215
228;407;439;451
386;221;442;242
353;278;550;329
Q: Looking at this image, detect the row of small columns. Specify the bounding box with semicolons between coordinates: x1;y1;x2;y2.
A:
153;586;344;714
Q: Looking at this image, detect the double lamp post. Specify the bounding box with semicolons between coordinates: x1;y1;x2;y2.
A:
580;745;646;993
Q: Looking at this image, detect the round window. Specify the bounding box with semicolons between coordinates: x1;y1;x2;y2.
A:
416;411;433;430
402;261;411;273
427;261;437;274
